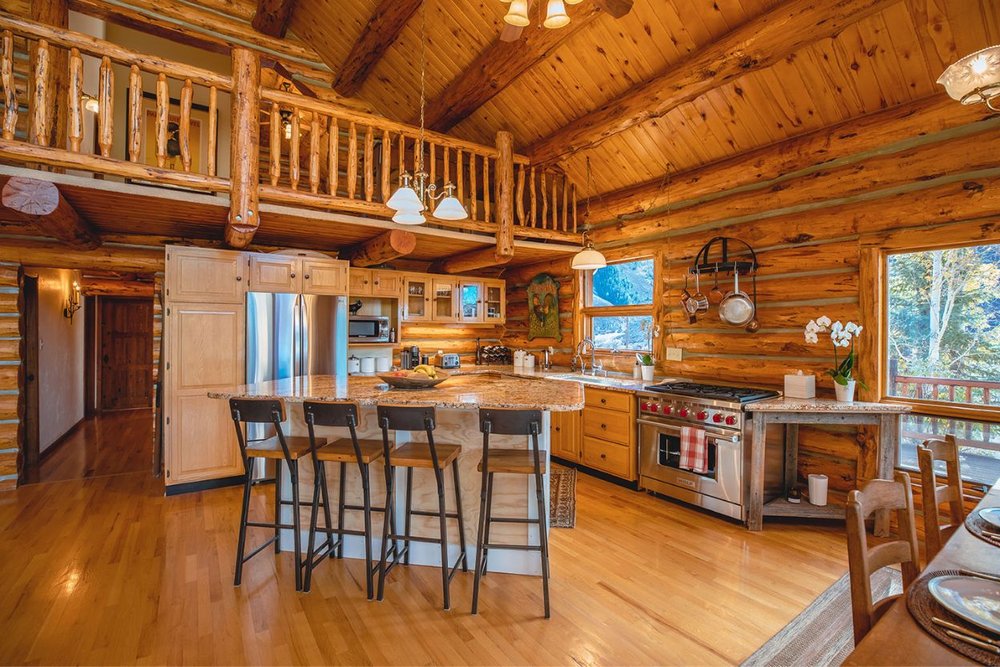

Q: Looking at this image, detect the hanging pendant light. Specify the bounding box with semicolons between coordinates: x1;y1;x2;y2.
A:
503;0;530;27
938;44;1000;111
571;235;607;270
543;0;570;28
386;3;468;225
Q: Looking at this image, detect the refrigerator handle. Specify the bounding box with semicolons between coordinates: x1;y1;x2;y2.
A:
293;293;300;378
300;295;309;376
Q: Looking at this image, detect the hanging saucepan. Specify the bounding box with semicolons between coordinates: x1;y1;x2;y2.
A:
719;269;755;327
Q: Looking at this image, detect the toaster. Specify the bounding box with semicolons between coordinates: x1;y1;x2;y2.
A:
439;353;461;369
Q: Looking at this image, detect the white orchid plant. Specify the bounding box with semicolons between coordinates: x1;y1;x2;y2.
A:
804;316;864;386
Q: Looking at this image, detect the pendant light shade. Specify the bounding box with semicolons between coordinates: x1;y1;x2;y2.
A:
937;44;1000;110
504;0;530;26
543;0;570;28
564;0;583;3
433;195;468;220
392;210;427;225
386;183;424;213
571;238;607;271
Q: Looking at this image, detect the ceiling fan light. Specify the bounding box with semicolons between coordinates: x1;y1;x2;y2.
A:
392;210;427;225
386;185;424;213
543;0;570;28
504;0;530;27
432;195;468;221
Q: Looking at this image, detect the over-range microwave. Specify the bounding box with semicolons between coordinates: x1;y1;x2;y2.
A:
348;316;390;343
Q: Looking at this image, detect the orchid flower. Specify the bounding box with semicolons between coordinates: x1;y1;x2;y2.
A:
802;316;865;386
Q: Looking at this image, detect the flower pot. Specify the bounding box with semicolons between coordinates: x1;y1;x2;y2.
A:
640;365;655;382
835;379;856;403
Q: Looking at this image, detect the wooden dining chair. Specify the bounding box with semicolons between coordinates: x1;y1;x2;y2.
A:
917;435;965;561
845;471;921;645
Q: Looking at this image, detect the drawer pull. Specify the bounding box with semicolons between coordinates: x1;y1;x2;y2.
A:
600;423;607;430
600;453;607;460
600;398;607;404
555;426;561;432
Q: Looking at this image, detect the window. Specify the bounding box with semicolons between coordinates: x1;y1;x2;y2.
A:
885;242;1000;484
584;258;654;351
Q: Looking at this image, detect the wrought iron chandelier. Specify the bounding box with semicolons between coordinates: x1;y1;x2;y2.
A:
386;5;468;225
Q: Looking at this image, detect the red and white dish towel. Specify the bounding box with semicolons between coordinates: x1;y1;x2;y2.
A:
679;426;708;474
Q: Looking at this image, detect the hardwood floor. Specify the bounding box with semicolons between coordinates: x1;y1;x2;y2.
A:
0;418;850;665
30;409;153;484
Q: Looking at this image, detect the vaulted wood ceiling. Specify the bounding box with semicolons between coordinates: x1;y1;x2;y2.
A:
215;0;999;205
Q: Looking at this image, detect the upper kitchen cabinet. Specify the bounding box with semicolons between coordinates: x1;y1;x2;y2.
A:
165;246;245;304
248;255;348;295
484;280;505;324
404;275;431;321
349;268;402;298
349;268;374;295
398;274;506;324
459;281;483;323
432;278;458;321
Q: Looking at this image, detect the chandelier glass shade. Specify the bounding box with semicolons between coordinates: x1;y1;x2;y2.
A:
503;0;530;26
571;236;607;271
938;44;1000;111
543;0;570;28
502;0;582;29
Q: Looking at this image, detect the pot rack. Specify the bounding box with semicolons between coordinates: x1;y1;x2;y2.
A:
688;236;758;275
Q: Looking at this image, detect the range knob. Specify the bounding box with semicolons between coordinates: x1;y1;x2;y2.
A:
650;403;660;412
640;402;650;411
661;405;671;414
678;408;689;418
696;411;708;421
725;415;737;426
712;413;723;423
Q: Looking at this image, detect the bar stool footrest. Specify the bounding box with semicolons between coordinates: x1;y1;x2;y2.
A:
484;542;542;552
486;516;537;524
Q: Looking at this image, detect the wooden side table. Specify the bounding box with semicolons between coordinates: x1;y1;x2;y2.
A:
745;398;911;533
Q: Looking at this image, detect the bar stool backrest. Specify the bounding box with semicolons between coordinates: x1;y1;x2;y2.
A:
845;470;921;645
229;397;290;467
303;400;362;467
917;435;965;560
479;409;544;473
377;404;439;468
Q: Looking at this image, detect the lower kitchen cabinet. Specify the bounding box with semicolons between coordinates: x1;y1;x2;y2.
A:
551;409;581;462
581;387;637;481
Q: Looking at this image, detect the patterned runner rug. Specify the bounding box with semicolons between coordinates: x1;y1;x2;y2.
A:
550;465;576;529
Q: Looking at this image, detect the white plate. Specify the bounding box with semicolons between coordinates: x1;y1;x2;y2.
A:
980;507;1000;530
927;575;1000;636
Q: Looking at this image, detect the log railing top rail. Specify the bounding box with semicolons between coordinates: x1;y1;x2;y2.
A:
893;376;1000;390
0;13;232;90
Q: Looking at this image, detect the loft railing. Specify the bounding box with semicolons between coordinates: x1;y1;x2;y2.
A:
892;375;1000;406
0;13;581;245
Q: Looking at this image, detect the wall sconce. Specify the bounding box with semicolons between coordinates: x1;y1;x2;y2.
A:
80;93;100;114
64;280;82;321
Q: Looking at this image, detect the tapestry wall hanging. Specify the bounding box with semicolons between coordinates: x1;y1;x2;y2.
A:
527;273;561;341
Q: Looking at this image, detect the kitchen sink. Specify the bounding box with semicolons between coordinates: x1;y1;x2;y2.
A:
546;373;640;388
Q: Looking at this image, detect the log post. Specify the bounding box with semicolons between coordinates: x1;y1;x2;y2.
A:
1;31;15;141
226;47;261;248
328;117;339;195
495;130;515;259
309;115;320;194
155;73;169;168
128;65;142;161
67;48;83;152
97;56;113;158
1;176;100;249
178;79;193;171
338;229;417;267
29;39;49;146
29;0;69;150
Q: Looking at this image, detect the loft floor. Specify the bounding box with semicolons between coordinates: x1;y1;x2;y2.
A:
0;410;849;665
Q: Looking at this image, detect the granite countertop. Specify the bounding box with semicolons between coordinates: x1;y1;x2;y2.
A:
463;365;653;393
209;370;586;411
746;396;912;413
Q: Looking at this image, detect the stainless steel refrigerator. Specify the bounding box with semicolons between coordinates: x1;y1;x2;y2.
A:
245;292;348;460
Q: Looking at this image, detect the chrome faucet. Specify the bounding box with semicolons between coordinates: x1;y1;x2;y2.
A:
572;338;604;375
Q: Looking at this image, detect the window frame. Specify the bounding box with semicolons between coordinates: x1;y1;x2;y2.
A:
582;256;655;353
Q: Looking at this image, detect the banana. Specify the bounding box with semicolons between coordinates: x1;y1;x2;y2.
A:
413;364;437;378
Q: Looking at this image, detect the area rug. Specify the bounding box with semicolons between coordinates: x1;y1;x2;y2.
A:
550;464;576;528
740;568;902;667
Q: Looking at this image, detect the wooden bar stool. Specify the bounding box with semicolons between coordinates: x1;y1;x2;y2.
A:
376;404;468;610
917;435;965;560
229;397;324;592
472;408;550;618
845;470;921;645
301;400;387;597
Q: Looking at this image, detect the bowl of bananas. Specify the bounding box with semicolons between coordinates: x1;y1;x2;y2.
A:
378;365;450;389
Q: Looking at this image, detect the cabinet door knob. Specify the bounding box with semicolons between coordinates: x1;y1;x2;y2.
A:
305;275;311;280
290;273;296;278
600;398;607;404
600;453;607;460
555;426;561;432
236;276;242;281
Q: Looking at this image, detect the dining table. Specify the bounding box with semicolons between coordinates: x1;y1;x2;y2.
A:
844;477;1000;665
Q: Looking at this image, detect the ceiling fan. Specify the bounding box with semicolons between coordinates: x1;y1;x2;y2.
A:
499;0;633;42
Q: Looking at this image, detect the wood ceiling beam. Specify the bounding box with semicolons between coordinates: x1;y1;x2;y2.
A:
333;0;423;98
526;0;897;165
0;237;163;272
78;276;155;297
584;96;997;224
424;3;603;132
339;229;417;267
251;0;297;38
430;246;514;274
1;176;100;249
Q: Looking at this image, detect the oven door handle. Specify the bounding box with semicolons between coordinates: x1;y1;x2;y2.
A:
637;418;738;442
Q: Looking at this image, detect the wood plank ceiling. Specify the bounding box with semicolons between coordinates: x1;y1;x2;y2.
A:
251;0;1000;202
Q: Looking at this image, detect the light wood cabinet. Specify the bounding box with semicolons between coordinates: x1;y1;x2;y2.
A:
165;246;245;303
551;409;582;463
372;271;403;297
459;281;483;322
349;268;374;295
163;302;245;486
484;280;505;324
404;275;431;321
581;387;637;481
302;258;348;294
249;255;348;295
432;278;458;321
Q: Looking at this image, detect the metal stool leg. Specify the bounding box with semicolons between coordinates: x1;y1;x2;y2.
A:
481;471;495;576
234;459;254;586
290;460;303;592
336;462;347;558
303;460;324;593
377;464;394;602
534;465;551;618
403;466;413;565
452;459;468;572
435;467;451;610
274;463;282;553
360;462;374;600
471;455;489;614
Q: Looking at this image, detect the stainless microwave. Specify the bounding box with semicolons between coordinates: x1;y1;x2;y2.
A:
348;316;390;342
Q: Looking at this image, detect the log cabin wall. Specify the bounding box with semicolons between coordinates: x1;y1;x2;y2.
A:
399;322;504;367
0;262;21;491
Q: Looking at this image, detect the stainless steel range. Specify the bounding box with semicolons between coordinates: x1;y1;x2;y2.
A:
637;381;784;521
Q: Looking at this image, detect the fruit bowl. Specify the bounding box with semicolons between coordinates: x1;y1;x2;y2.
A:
378;370;451;389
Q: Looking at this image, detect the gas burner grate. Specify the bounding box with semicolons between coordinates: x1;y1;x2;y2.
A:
642;381;779;403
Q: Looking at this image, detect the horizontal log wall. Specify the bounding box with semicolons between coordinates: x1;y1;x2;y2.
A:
0;262;21;491
399;322;504;368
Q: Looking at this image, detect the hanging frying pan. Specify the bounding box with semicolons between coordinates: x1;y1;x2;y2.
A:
719;269;755;327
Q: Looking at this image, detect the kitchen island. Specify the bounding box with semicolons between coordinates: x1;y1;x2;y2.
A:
211;371;584;574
